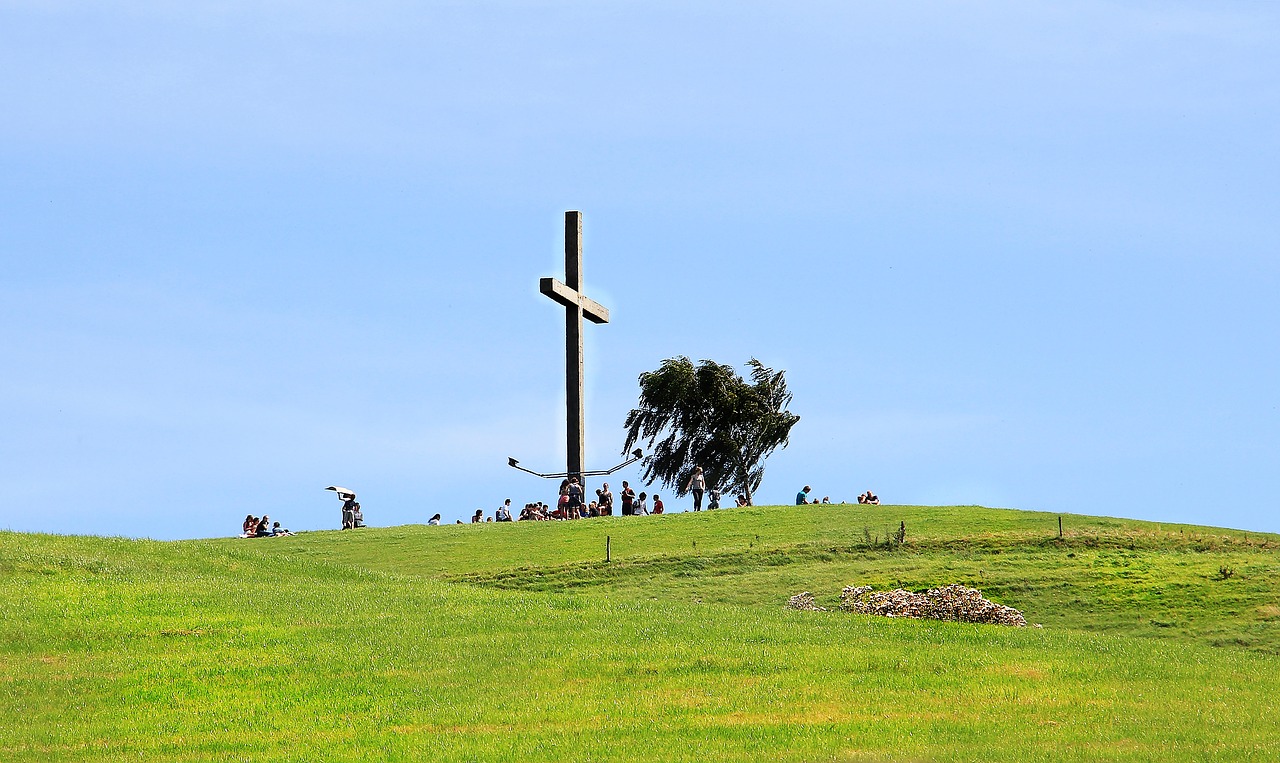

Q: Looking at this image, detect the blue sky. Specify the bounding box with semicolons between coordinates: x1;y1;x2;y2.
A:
2;2;1277;539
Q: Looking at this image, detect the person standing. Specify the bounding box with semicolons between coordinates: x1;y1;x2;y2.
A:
567;477;584;518
796;485;811;505
686;466;706;511
597;483;614;516
620;481;636;516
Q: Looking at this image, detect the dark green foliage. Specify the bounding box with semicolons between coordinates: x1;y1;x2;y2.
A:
622;357;799;503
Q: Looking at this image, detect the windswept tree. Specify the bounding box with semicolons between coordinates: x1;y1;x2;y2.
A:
622;357;799;505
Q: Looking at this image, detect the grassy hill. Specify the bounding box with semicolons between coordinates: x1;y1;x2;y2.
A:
3;504;1278;761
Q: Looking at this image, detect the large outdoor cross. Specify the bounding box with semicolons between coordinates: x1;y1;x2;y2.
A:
539;211;610;483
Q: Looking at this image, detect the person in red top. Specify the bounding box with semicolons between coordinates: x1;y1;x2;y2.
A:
652;494;665;514
620;481;636;516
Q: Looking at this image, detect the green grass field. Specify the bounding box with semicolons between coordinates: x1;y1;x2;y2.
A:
3;504;1278;761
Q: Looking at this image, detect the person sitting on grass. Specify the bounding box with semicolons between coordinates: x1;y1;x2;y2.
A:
271;521;293;536
242;515;257;537
472;509;484;524
651;494;664;514
736;494;750;507
428;513;442;526
496;500;513;522
708;488;721;510
255;516;272;537
796;485;811;505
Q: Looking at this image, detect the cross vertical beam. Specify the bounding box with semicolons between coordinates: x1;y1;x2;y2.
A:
539;211;610;487
564;212;585;481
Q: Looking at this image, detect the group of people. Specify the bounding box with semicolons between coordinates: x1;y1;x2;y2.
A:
454;468;732;524
796;485;881;505
311;474;883;531
340;497;366;529
239;514;293;538
462;479;666;523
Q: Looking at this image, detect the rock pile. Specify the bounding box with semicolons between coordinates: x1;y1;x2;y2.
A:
786;591;827;611
838;584;1028;627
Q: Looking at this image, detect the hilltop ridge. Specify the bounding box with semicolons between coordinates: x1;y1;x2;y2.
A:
209;503;1280;653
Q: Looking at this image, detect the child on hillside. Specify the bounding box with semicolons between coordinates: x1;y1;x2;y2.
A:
636;492;649;515
652;494;664;514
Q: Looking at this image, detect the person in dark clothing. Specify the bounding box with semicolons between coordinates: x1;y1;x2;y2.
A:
619;481;636;516
566;477;584;518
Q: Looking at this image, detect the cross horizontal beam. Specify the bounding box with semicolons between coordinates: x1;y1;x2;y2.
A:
539;277;610;324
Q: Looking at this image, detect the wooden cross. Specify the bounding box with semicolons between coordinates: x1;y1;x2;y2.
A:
539;211;610;483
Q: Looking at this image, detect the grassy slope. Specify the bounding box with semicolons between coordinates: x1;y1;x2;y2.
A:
232;505;1280;654
2;505;1278;762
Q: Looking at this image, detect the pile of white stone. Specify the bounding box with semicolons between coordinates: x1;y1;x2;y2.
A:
785;591;827;611
838;583;1028;627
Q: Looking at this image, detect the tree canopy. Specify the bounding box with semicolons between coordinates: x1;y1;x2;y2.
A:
622;357;799;505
